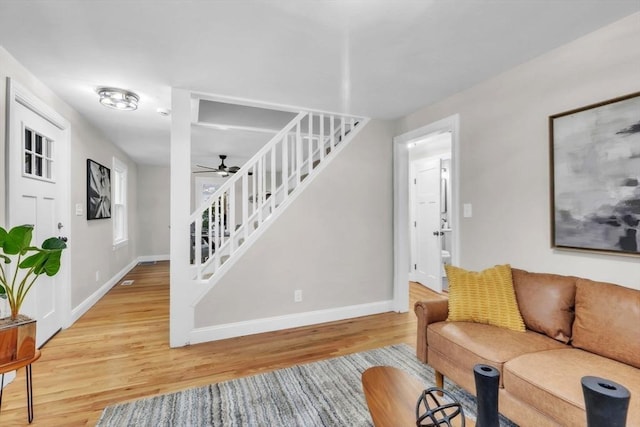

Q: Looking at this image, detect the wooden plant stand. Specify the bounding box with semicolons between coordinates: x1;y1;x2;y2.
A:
0;350;41;423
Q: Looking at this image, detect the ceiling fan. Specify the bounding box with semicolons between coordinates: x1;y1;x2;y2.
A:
193;155;241;177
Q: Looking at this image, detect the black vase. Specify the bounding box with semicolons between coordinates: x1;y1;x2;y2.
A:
581;376;630;427
473;364;500;427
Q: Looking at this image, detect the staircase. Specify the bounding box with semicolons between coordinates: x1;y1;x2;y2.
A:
189;110;367;292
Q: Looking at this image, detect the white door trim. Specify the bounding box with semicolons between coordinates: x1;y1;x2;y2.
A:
392;114;460;312
6;78;72;329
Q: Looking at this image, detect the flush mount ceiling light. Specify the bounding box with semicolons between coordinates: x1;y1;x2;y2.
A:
96;87;139;111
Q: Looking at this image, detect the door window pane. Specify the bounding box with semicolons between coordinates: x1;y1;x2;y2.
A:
25;152;32;174
25;129;32;150
35;134;43;154
46;159;53;179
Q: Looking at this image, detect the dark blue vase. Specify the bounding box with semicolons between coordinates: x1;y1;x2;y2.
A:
473;364;500;427
581;376;630;427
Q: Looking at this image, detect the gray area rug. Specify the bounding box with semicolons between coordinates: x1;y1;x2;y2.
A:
97;344;516;426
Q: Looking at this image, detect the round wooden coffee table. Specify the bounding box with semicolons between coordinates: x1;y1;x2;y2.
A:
362;366;469;427
362;366;426;427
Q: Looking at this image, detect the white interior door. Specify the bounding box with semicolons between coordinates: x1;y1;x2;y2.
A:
414;158;442;292
8;81;70;348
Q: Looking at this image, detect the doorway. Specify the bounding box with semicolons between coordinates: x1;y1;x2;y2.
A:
6;79;71;347
409;132;452;293
392;115;459;312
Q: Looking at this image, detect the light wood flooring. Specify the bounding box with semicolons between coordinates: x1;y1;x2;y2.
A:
0;262;445;426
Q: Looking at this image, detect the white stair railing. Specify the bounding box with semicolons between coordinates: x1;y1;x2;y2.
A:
190;111;364;282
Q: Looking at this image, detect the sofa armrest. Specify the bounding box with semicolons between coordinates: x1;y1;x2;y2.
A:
414;298;449;363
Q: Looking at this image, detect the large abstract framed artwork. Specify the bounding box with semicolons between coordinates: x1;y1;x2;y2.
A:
550;92;640;256
87;159;111;220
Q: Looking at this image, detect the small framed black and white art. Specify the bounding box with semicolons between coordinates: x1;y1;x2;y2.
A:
550;92;640;256
87;159;111;220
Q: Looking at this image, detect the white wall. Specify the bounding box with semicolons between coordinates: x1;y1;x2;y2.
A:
395;13;640;289
194;119;395;326
0;46;139;313
137;165;170;258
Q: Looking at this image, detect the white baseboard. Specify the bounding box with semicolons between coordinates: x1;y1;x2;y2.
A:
137;254;170;262
189;300;395;345
70;259;137;324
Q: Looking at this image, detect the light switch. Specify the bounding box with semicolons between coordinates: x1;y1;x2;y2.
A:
463;203;472;218
75;203;83;216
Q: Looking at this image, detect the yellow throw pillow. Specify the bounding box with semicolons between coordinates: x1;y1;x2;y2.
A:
445;264;525;332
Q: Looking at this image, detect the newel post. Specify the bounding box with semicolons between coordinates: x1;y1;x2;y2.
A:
169;88;195;347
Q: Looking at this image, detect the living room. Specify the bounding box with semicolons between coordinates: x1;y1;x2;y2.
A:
0;1;639;425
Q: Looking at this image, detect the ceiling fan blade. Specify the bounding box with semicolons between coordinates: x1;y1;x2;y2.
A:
192;170;219;174
196;164;220;171
228;166;240;173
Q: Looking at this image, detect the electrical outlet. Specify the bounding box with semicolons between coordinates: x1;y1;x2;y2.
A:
95;271;100;282
294;290;302;302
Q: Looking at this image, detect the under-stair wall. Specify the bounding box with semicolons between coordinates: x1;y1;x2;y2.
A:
190;119;396;343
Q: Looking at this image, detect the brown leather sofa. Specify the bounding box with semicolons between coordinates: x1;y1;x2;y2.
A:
415;268;640;426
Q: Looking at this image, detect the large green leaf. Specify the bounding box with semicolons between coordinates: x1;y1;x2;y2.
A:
42;250;62;276
0;227;7;247
21;249;63;276
2;225;34;255
19;251;46;269
42;237;67;250
0;284;6;299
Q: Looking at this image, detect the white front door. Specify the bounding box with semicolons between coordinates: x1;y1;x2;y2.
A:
7;80;70;348
414;158;442;292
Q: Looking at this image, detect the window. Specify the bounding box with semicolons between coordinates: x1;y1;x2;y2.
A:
112;157;128;247
24;127;54;181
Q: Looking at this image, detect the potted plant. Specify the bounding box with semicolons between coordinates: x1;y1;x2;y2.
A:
0;224;67;365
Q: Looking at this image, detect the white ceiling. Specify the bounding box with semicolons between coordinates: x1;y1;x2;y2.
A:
0;1;638;166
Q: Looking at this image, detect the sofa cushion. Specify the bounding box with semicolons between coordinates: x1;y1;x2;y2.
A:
445;264;525;332
511;268;577;343
572;278;640;369
503;348;640;427
427;321;566;387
